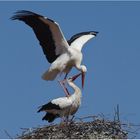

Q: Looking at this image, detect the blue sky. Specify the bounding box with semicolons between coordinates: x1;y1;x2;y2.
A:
0;1;140;138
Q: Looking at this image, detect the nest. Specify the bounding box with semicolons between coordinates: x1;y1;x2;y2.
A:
17;115;128;139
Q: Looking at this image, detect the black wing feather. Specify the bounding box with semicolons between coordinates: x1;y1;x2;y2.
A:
68;31;98;45
42;112;59;122
11;10;59;63
37;101;61;113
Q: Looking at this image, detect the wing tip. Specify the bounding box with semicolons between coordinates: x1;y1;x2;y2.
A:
10;10;42;20
90;31;99;36
10;10;29;20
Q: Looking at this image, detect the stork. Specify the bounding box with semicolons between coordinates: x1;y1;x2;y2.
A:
37;73;82;123
11;10;98;96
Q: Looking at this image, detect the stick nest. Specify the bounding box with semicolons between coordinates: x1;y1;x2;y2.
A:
17;116;128;139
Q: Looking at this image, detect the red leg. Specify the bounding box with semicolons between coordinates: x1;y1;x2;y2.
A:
58;80;70;97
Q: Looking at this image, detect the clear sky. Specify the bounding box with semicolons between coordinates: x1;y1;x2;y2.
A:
0;1;140;138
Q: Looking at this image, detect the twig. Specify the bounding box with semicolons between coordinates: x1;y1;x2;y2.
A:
117;104;120;122
75;115;99;122
4;130;13;139
114;104;120;122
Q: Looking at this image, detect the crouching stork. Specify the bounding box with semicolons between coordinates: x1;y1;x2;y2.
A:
37;73;82;123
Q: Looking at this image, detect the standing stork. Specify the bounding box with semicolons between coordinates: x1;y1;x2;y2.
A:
11;10;98;96
37;73;82;123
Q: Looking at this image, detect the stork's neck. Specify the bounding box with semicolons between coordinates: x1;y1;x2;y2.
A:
67;81;81;94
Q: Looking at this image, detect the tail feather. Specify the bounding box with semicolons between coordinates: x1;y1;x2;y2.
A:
42;113;59;122
42;69;60;80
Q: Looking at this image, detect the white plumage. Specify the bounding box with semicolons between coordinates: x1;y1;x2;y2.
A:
37;75;82;123
11;10;98;86
70;34;95;51
41;32;97;81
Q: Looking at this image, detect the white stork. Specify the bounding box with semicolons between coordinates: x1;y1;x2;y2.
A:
11;10;98;96
37;73;82;123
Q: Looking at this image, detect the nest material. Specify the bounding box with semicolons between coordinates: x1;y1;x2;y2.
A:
17;117;127;139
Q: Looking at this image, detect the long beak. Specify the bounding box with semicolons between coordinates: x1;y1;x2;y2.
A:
71;73;82;81
82;72;85;88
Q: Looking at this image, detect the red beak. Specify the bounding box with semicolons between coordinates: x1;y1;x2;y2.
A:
71;73;81;81
82;72;85;88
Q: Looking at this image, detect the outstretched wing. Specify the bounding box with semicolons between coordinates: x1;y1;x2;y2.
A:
68;31;98;51
11;10;69;63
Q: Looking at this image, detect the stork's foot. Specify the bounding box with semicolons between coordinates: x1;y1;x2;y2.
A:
59;117;69;127
59;121;67;128
66;116;75;125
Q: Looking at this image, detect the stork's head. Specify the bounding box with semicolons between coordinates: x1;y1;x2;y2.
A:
81;65;87;73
